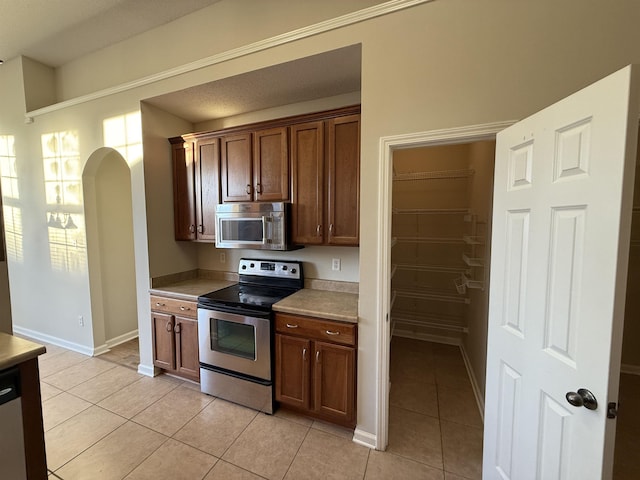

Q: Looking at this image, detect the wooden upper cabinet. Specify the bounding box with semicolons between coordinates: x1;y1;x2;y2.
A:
291;121;324;244
221;133;253;202
172;141;196;240
253;127;289;202
326;114;360;246
194;137;220;241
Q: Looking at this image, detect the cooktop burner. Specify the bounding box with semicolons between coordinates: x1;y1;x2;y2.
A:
197;258;304;313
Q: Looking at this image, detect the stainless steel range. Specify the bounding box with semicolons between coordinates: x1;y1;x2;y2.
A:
197;258;303;413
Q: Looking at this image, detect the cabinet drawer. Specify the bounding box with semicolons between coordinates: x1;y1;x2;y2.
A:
150;295;197;319
275;313;356;346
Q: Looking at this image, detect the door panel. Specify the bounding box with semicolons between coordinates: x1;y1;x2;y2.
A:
195;138;219;241
152;312;175;370
484;65;639;480
291;121;324;244
254;127;289;201
221;133;252;202
275;334;310;410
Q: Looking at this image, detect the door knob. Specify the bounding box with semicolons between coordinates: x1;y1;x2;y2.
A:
565;388;598;410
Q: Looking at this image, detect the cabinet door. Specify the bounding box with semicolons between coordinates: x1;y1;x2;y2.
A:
275;334;311;410
221;133;252;202
195;137;220;242
174;316;200;382
313;341;356;426
172;141;196;240
291;121;324;244
152;312;176;370
326;115;360;245
254;127;289;201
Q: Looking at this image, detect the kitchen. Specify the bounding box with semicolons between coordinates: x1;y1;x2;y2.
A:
2;1;640;478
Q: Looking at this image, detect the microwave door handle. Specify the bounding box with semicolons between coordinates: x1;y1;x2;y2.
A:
262;216;269;244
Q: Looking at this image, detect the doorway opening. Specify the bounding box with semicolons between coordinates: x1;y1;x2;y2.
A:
387;139;495;475
378;123;640;478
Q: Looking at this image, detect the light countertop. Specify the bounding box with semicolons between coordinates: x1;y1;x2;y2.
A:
0;333;47;371
149;278;235;301
273;289;358;323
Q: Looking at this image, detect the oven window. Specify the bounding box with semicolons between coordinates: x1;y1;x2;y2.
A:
219;218;263;242
211;319;256;360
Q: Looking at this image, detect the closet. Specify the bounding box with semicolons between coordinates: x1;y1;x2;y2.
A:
390;141;495;345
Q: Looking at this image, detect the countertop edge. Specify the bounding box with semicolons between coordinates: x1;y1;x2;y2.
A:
272;304;358;324
0;333;47;371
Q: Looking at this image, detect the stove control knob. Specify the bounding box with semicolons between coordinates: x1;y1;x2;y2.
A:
250;263;255;268
291;268;297;274
241;265;247;270
282;265;288;271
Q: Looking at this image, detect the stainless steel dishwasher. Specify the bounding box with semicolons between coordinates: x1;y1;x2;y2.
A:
0;366;27;480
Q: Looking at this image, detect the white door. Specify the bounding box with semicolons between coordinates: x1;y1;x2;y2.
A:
483;65;639;480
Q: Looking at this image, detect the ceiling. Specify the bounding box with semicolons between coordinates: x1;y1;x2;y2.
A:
0;0;362;122
0;0;223;66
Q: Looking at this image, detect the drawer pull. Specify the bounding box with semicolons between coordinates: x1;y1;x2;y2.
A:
325;330;340;336
180;306;190;311
155;302;166;307
286;323;299;329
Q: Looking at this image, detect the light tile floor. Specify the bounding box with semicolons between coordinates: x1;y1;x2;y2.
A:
39;336;482;479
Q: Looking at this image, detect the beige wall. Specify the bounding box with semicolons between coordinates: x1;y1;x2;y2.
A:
1;0;640;444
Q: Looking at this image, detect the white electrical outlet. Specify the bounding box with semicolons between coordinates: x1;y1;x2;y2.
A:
220;252;226;263
79;315;84;327
332;258;341;271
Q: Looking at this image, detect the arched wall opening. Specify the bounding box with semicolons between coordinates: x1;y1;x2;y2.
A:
83;147;138;352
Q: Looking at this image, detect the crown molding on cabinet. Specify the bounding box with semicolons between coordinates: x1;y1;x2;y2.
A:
25;0;433;120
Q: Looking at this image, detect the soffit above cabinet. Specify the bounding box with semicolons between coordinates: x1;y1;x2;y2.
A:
144;45;362;123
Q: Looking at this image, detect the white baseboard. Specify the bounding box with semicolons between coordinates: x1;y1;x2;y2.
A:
137;363;157;377
106;330;138;349
13;326;94;357
460;343;485;423
621;364;640;375
13;326;139;358
352;427;377;450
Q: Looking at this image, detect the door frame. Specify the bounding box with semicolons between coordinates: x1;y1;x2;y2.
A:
375;120;515;450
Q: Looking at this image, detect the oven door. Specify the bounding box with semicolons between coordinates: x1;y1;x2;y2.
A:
197;308;272;380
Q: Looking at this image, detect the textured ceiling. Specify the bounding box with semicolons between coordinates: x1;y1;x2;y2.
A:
0;0;222;66
144;45;362;123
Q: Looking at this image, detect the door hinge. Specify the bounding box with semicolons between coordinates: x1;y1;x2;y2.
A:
607;402;618;419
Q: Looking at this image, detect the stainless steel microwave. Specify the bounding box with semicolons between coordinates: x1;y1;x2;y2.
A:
215;202;297;250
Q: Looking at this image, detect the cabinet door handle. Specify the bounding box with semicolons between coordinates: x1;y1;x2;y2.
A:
286;323;299;329
256;183;262;194
246;184;251;194
325;330;340;336
316;351;321;363
198;224;204;233
189;224;196;233
303;348;307;361
155;302;166;307
174;323;181;334
165;321;173;332
316;225;321;236
329;224;334;234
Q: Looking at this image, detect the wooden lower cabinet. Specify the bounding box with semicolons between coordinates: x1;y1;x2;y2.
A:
275;312;357;428
150;295;199;382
